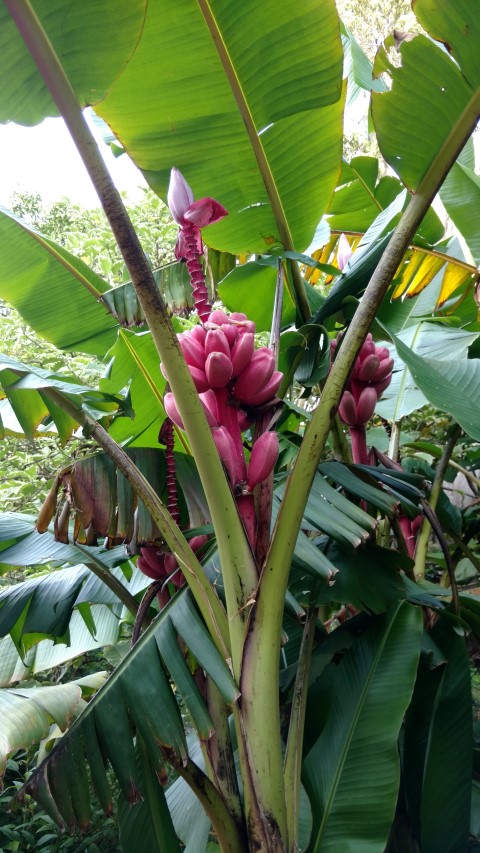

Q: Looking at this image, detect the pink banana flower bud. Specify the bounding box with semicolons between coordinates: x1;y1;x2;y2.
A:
356;386;378;424
168;169;228;229
205;351;234;388
244;370;283;406
213;426;239;485
205;328;231;359
168;167;195;224
184;197;228;228
231;332;255;377
233;348;275;402
247;431;279;489
338;390;358;426
357;354;380;381
164;392;184;429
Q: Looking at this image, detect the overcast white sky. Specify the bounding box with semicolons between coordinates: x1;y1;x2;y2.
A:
0;111;147;209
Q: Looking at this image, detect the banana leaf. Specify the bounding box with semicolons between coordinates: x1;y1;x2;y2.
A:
16;589;239;836
303;602;422;853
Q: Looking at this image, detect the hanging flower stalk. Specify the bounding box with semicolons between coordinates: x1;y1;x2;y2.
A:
137;416;208;604
168;167;228;322
333;332;393;465
164;169;282;554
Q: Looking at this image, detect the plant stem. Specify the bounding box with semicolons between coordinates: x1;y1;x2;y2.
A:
414;423;462;580
176;757;247;853
284;603;318;852
349;425;368;465
7;0;258;674
204;679;244;826
72;546;140;619
131;581;163;645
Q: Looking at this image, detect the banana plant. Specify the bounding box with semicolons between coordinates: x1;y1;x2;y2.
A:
0;1;479;851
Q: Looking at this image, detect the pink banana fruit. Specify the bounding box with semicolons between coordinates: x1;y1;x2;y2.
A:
233;349;275;402
338;390;358;426
247;432;279;489
374;357;394;382
164;392;184;429
205;352;233;388
244;371;283;406
178;333;206;369
137;555;163;580
222;323;239;347
231;332;255;377
212;426;239;485
205;328;231;359
207;309;230;326
199;390;220;425
189;534;209;553
357;354;380;381
373;377;392;397
356;386;377;424
189;366;210;393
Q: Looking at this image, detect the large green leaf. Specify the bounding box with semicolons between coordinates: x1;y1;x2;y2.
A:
117;733;208;853
372;1;480;191
0;672;107;778
18;589;238;834
0;605;120;684
218;263;296;333
0;208;118;355
440;162;480;264
0;1;147;125
403;622;472;853
376;322;480;423
0;558;143;652
302;602;422;853
0;354;121;440
325;156;443;245
100;330;168;447
95;0;345;254
386;330;480;440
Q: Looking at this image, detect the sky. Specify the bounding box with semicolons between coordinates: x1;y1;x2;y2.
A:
0;110;147;210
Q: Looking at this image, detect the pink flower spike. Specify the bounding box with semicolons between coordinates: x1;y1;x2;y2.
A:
168;168;195;225
184;197;228;228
